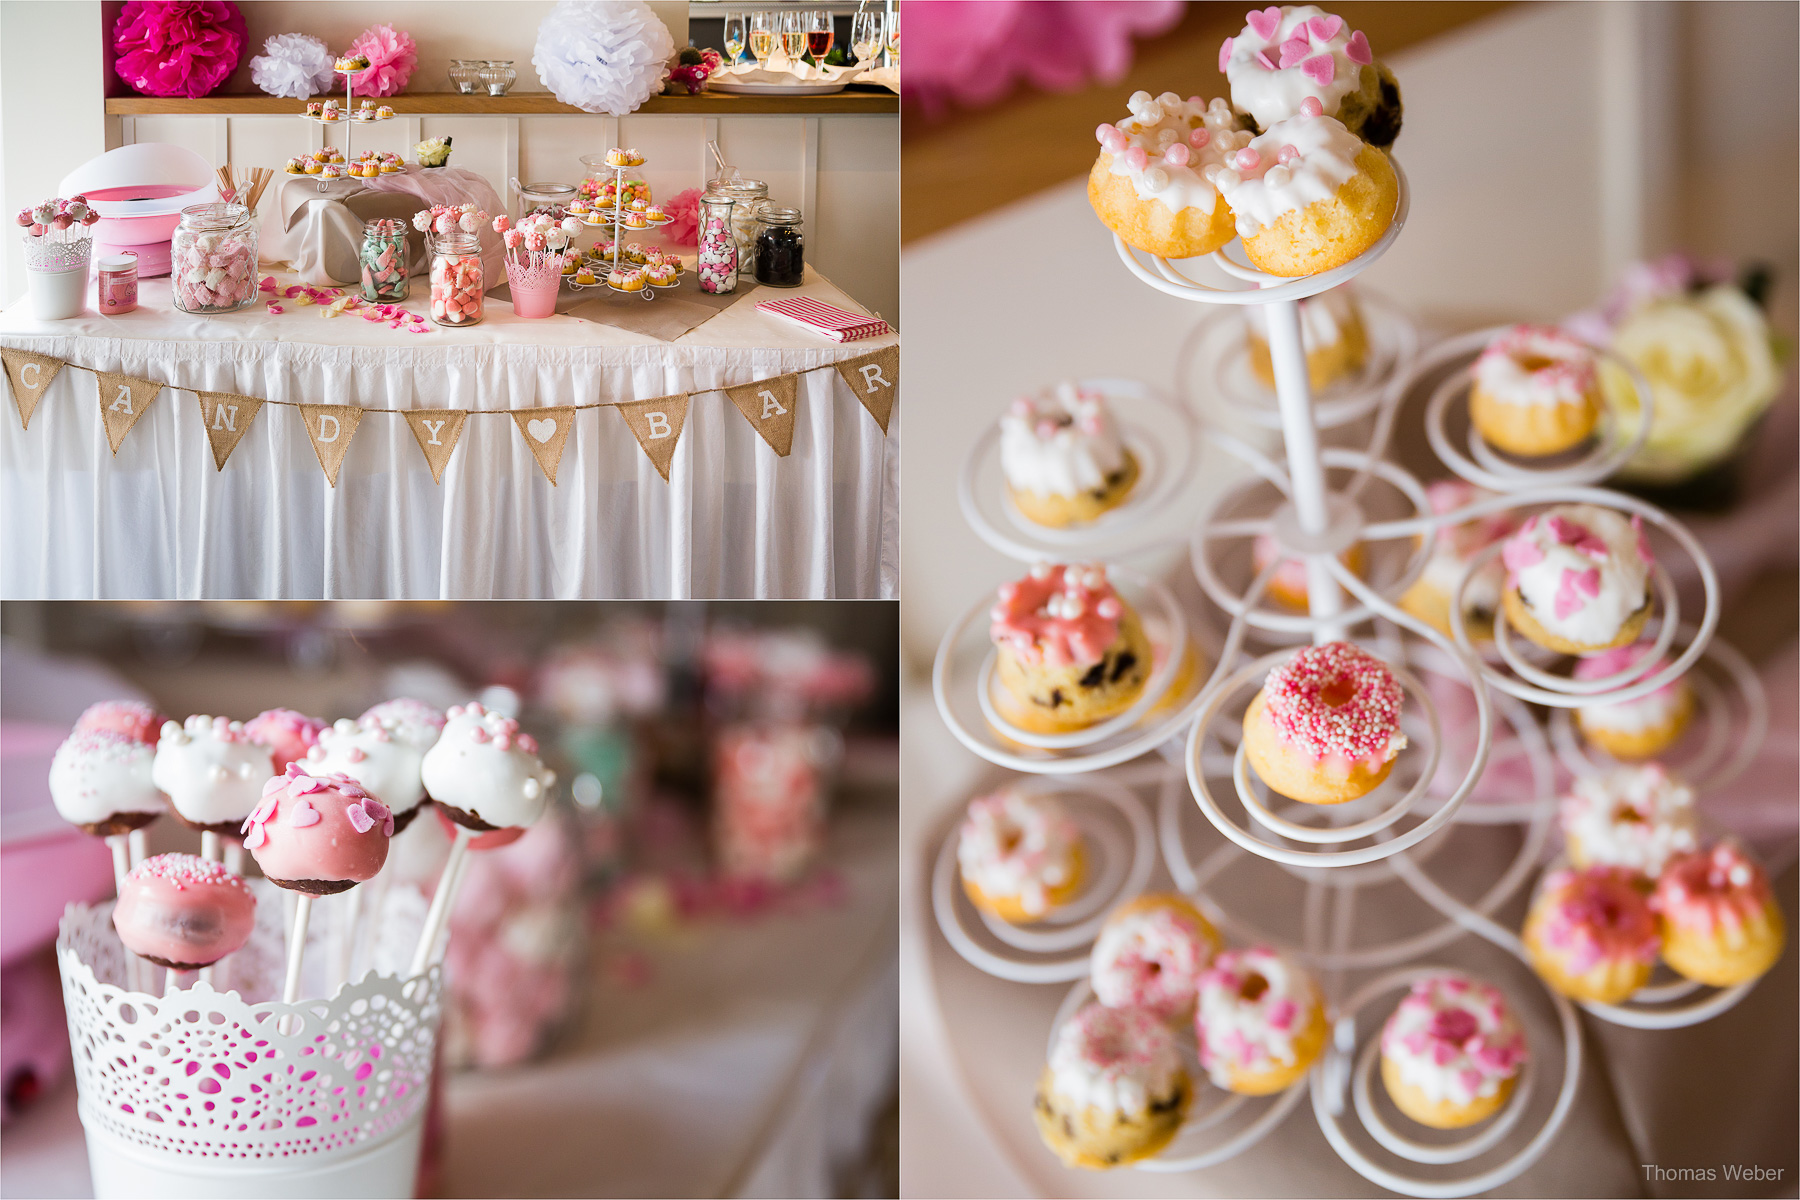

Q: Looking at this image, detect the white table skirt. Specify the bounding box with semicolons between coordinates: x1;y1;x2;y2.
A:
0;269;898;599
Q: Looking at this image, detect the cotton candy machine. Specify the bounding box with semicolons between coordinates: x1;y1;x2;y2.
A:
58;144;220;278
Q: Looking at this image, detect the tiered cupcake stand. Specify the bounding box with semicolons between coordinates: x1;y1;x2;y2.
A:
297;64;394;191
570;154;679;300
928;159;1771;1195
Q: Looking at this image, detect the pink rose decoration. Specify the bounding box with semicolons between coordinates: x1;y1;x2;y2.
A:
662;187;703;247
112;1;246;99
341;23;416;98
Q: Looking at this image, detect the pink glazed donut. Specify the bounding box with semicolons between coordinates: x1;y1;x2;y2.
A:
112;853;256;970
242;763;394;895
244;708;328;772
74;700;166;746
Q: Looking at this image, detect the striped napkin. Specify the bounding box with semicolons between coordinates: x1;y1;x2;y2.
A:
755;296;893;342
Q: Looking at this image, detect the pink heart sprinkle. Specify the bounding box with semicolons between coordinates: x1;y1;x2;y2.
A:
1246;6;1281;40
1255;49;1277;70
1301;54;1336;86
244;824;267;850
1218;36;1234;72
1460;1067;1485;1094
1299;96;1324;118
1432;1042;1457;1066
1502;536;1545;575
1278;36;1311;69
1345;30;1372;64
289;800;321;828
346;803;374;833
1308;14;1344;41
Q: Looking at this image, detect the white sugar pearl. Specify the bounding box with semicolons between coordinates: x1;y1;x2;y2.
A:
1127;90;1153;113
1155;128;1178;148
1157;91;1181;109
1143;167;1169;192
1264;165;1291;188
1205;107;1235;131
207;765;228;782
1139;102;1165;124
1030;563;1052;580
1215;167;1241;188
1730;865;1751;886
1202;164;1222;183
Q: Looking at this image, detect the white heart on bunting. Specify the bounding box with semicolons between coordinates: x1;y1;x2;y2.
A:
527;418;556;444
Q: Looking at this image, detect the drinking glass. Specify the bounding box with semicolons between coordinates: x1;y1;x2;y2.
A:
749;11;776;63
780;11;808;60
851;10;882;67
724;12;747;63
885;6;899;65
805;11;834;60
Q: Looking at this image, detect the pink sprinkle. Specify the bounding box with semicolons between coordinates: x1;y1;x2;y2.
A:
1553;567;1600;619
1255;49;1277;70
1268;998;1296;1030
1234;147;1260;171
346;803;374;834
1632;514;1655;565
1299;96;1324;118
244;824;267;850
1218;36;1234;72
1277;144;1301;165
1460;1067;1485;1094
1432;1042;1457;1066
345;747;366;763
1301;54;1335;86
1501;534;1545;576
1165;142;1190;167
1278;36;1311;68
1124;146;1149;171
518;734;538;755
469;727;489;744
1095;122;1115;144
1245;6;1281;40
1189;127;1211;149
288;800;321;828
1345;30;1373;65
495;733;512;751
1308;14;1344;40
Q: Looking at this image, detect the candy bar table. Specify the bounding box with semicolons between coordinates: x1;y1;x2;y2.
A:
0;267;897;600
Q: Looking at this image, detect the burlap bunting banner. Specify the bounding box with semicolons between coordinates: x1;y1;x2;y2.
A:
94;371;163;455
614;393;689;482
298;404;365;486
833;346;899;434
194;391;264;471
724;373;799;457
2;347;64;430
511;406;576;485
404;409;469;484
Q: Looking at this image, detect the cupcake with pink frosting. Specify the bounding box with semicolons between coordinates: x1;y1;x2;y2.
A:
989;562;1152;735
1378;973;1526;1129
242;763;393;894
1522;864;1660;1003
1572;641;1694;760
1653;843;1785;987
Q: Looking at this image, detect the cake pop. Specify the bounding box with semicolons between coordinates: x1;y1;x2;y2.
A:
152;716;277;835
112;854;256;970
243;763;394;894
305;715;428;832
360;697;447;749
49;730;166;837
420;702;555;831
244;708;328;771
73;700;165;746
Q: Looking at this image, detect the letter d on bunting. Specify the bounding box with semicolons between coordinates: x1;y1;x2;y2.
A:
614;393;689;482
93;370;163;454
194;391;265;470
724;372;799;456
1;347;65;430
298;403;365;486
403;409;469;484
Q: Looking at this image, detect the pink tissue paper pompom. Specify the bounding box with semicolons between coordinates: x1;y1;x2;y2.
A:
904;1;1184;119
342;23;417;98
662;187;703;246
113;1;247;99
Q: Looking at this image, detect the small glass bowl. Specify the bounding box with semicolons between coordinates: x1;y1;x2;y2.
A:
448;59;482;94
480;60;517;96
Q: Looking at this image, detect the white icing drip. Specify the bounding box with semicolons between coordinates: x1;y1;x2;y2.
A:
1474;325;1598;408
1560;765;1698;876
1504;505;1651;646
306;717;428;815
1047;1004;1183;1118
151;717;275;826
1576;672;1688;733
1099;92;1244;216
1089;904;1214;1015
999;382;1128;499
49;734;165;825
1248;284;1357;348
1195;947;1319;1086
956;788;1080;917
1223;5;1363;129
1380;974;1525;1105
419;705;555;829
1418;482;1511;611
1213;112;1364;238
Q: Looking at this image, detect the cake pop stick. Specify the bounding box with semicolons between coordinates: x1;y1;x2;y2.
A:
409;703;554;977
128;827;148;868
244;764;394;1004
201;831;222;862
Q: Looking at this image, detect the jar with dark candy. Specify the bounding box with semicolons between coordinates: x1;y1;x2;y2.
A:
753;206;804;288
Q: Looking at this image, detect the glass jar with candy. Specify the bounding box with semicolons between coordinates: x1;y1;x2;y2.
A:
171;202;259;314
752;206;804;288
359;218;410;302
428;231;484;326
696;191;739;295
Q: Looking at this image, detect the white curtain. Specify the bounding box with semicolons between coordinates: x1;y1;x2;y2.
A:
2;335;897;599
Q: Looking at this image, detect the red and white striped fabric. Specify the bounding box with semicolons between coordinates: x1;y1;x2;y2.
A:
755;296;892;342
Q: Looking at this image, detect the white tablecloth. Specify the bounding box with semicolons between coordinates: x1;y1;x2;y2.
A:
0;268;898;599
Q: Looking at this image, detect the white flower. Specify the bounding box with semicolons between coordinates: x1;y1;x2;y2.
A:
532;0;674;116
1602;285;1781;482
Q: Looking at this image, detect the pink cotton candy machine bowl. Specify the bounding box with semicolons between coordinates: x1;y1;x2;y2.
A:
59;143;220;278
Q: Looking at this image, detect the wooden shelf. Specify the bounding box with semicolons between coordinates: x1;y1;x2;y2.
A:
106;90;897;116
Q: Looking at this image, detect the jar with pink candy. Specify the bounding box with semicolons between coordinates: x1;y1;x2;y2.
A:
696;191;738;295
170;202;259;314
359;218;410;303
415;202;489;327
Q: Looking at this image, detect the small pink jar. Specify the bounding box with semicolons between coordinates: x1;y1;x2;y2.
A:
96;253;138;315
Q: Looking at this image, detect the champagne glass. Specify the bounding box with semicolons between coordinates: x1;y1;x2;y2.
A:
851;10;882;67
724;12;747;64
885;5;899;66
749;11;775;64
806;11;834;61
781;11;808;61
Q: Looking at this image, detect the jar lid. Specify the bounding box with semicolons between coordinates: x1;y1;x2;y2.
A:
180;201;249;228
759;206;802;225
98;253;138;271
716;179;768;197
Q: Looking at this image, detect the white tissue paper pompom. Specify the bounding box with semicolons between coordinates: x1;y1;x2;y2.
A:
532;0;674;116
250;33;336;99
